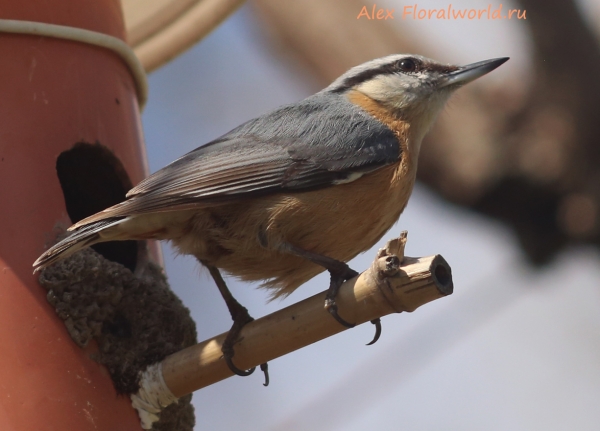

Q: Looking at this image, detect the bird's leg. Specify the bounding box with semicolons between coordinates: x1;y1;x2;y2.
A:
280;243;382;344
204;263;269;386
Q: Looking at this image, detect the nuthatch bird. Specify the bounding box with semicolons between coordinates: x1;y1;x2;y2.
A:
34;54;508;382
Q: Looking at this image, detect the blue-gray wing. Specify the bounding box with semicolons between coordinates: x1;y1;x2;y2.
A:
95;93;401;219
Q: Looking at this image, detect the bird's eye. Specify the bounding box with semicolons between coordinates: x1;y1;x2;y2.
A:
398;58;418;73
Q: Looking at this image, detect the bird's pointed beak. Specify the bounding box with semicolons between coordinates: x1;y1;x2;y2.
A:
439;57;509;88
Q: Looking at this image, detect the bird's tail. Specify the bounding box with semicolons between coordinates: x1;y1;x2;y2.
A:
33;217;126;272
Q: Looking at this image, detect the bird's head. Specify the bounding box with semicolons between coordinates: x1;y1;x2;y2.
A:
325;54;508;136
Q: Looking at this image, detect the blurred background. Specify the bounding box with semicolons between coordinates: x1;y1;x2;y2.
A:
136;0;600;429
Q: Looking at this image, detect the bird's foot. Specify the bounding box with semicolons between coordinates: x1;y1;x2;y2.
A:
205;263;269;386
278;243;383;345
324;265;382;345
221;301;270;386
324;265;357;327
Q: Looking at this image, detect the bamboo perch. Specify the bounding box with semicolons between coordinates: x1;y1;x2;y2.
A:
131;232;453;428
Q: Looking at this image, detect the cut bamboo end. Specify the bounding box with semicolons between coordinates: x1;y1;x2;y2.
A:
131;233;453;429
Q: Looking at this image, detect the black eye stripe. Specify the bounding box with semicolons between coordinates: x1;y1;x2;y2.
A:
332;64;398;93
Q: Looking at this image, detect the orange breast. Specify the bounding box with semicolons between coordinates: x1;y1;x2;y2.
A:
262;161;414;258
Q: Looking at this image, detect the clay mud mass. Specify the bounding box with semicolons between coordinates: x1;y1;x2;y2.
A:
38;247;197;431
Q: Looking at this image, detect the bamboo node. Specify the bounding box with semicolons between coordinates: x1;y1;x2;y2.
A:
373;230;408;279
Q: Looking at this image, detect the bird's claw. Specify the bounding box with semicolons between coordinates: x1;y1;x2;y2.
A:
224;354;256;377
224;354;270;387
260;363;269;387
366;318;382;345
326;300;356;328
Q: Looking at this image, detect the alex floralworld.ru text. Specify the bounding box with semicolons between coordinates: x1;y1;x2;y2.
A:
357;4;527;20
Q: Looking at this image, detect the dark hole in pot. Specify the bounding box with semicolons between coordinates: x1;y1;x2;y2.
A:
56;142;138;271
